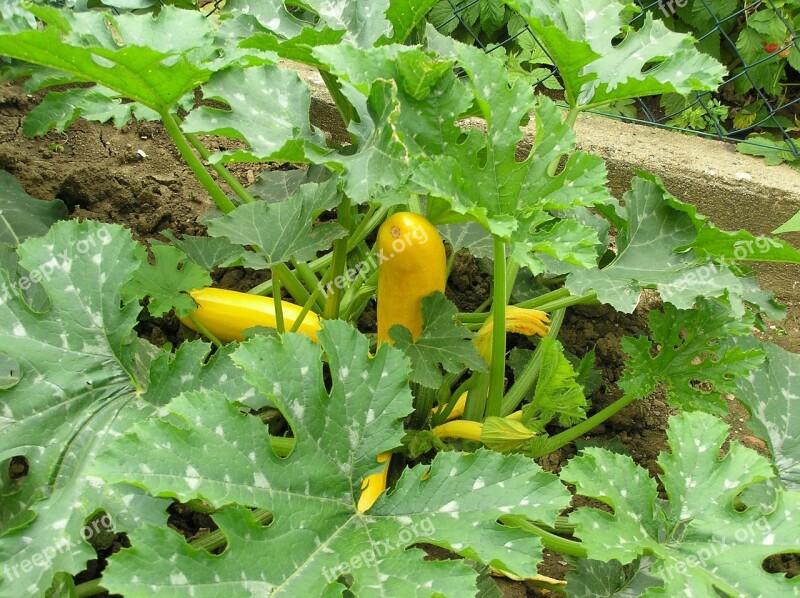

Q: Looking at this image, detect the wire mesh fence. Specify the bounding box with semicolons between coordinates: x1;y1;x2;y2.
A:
174;1;800;158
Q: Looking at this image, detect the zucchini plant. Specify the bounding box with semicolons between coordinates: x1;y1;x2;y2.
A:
0;1;799;596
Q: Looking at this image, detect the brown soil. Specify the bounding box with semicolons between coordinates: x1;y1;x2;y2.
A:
2;78;798;595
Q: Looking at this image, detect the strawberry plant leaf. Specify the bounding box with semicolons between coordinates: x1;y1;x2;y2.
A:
94;322;571;595
123;245;211;318
0;6;212;112
618;297;764;412
181;65;325;163
206;179;347;268
389;292;487;388
566;176;746;314
734;339;800;491
0;171;68;246
505;0;727;109
562;411;800;598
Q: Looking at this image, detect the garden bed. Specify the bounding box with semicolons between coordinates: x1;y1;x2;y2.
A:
2;78;799;595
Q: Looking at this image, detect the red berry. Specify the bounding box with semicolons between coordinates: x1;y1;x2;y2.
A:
764;42;779;53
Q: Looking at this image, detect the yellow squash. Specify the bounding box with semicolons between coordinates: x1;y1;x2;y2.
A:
359;212;446;513
376;212;447;344
180;287;321;343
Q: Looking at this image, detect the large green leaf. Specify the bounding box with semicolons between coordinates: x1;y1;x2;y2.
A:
565;176;746;314
411;30;611;259
562;411;800;598
93;323;572;595
619;298;764;413
0;171;68;246
0;221;270;596
734;340;800;491
205;179;347;268
389;292;487;388
181;65;325;163
0;6;212;112
505;0;726;108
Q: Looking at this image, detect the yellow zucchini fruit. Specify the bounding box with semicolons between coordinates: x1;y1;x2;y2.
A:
180;287;321;343
376;212;447;344
357;452;391;513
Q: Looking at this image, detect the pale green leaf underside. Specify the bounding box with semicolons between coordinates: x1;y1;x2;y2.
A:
735;340;800;491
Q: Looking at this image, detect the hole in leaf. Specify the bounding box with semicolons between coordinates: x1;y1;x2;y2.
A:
763;553;800;579
8;455;28;481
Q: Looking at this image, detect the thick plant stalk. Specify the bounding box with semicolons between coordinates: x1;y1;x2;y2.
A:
486;236;508;418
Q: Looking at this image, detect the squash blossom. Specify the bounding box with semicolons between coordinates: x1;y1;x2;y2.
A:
474;306;550;362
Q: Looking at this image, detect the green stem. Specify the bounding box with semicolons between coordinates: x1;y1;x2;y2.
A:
271;270;285;334
273;262;312;309
319;69;357;130
530;392;639;458
407;194;422;215
291;286;324;334
463;373;489;422
292;260;325;312
159;110;236;214
504;258;519;303
431;376;472;427
411;384;438;428
186;314;223;348
445;248;458;279
500;308;566;417
486;236;507;419
269;435;295;457
324;195;352;320
457;288;593;325
185;132;256;205
75;578;104;598
500;515;587;558
191;509;273;553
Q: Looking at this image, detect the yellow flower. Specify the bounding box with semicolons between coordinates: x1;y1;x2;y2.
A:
474;306;550;362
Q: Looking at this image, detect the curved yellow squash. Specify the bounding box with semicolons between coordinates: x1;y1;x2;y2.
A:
180;287;321;343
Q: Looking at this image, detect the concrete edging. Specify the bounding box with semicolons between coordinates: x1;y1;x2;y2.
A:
288;61;800;299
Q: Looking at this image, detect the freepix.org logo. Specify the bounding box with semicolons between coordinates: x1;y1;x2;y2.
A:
319;220;430;298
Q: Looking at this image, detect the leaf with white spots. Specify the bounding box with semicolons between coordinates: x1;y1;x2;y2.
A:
0;170;68;246
206;179;347;268
565;175;751;314
565;557;663;597
505;0;726;108
181;64;326;164
562;411;800;598
226;0;392;50
734;339;800;491
0;6;212;112
389;292;487;388
618;297;764;413
93;321;571;595
0;220;270;597
411;31;612;251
